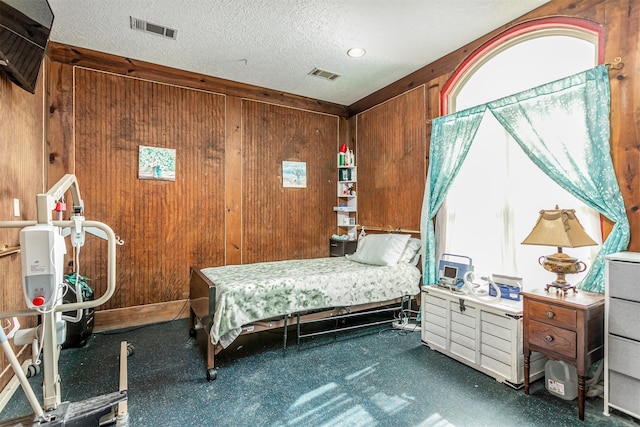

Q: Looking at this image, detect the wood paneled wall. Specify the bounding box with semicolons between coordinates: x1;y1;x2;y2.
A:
0;69;44;393
356;87;427;232
241;101;337;264
45;55;343;329
71;68;226;309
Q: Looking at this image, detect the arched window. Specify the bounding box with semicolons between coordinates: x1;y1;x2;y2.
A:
437;18;604;289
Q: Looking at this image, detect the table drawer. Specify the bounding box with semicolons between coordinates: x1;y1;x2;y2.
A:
528;319;576;358
527;299;577;329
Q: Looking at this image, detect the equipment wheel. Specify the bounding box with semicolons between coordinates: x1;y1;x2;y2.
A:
25;364;40;378
207;368;217;381
189;328;197;338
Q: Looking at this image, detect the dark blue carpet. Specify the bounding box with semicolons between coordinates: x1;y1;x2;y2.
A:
1;318;638;426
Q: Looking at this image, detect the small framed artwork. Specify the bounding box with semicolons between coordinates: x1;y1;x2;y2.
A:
139;146;176;181
282;161;307;188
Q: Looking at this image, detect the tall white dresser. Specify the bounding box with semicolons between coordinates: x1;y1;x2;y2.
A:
604;252;640;420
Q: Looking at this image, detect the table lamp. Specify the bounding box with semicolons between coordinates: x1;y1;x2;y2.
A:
521;207;597;293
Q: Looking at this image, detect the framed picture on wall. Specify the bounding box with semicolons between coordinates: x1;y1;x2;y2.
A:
282;161;306;188
139;146;176;181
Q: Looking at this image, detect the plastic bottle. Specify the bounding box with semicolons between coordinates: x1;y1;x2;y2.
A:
545;360;578;401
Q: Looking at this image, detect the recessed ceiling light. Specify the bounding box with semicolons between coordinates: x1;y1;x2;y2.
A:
347;47;366;58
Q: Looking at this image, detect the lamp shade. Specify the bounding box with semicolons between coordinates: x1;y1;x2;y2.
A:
521;208;597;248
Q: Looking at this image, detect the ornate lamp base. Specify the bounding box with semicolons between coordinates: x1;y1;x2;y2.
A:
539;252;586;295
545;281;578;295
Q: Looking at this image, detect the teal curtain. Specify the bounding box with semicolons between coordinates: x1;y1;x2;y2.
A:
422;65;629;292
420;105;486;285
487;65;629;292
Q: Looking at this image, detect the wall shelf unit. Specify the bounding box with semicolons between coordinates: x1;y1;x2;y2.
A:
335;153;357;238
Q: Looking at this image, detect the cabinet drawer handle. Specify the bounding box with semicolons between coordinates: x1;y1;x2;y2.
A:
545;335;554;343
546;311;554;319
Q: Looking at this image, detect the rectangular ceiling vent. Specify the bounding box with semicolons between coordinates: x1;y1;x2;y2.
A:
308;68;341;81
130;17;177;40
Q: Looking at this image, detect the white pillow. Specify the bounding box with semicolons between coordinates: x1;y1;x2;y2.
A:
398;238;421;265
346;233;411;266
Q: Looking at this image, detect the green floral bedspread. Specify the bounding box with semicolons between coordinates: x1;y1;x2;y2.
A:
201;257;421;347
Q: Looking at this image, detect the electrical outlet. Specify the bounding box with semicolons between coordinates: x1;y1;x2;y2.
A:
13;198;20;217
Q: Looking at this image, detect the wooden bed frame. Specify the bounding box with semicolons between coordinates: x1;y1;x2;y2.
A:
188;266;413;381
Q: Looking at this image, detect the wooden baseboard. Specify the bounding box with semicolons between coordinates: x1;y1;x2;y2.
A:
94;300;190;332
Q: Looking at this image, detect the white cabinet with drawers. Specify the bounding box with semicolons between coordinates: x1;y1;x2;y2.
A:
604;252;640;420
421;285;545;389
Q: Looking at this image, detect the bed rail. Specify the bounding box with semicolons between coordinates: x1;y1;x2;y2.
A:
358;225;420;234
295;296;410;344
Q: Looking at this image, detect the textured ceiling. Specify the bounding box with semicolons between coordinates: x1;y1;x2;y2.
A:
47;0;549;106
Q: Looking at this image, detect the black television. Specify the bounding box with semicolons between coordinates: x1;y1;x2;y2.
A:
0;0;54;94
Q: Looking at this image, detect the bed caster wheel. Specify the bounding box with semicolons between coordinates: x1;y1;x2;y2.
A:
207;369;217;381
189;328;197;338
126;343;135;356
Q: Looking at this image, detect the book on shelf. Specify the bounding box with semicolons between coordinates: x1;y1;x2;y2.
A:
338;168;352;181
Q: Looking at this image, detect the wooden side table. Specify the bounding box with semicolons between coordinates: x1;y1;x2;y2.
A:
522;289;604;421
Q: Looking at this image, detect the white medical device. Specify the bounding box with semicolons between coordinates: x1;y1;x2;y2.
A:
489;274;523;301
441;265;459;285
20;224;66;310
437;253;505;303
438;253;474;288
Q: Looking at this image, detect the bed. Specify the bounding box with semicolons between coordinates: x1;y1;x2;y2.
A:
188;233;422;380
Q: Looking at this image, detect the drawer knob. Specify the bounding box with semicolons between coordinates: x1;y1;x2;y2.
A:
546;311;554;319
545;335;554;343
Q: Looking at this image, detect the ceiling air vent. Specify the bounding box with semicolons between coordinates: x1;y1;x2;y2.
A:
308;68;341;81
130;17;177;40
